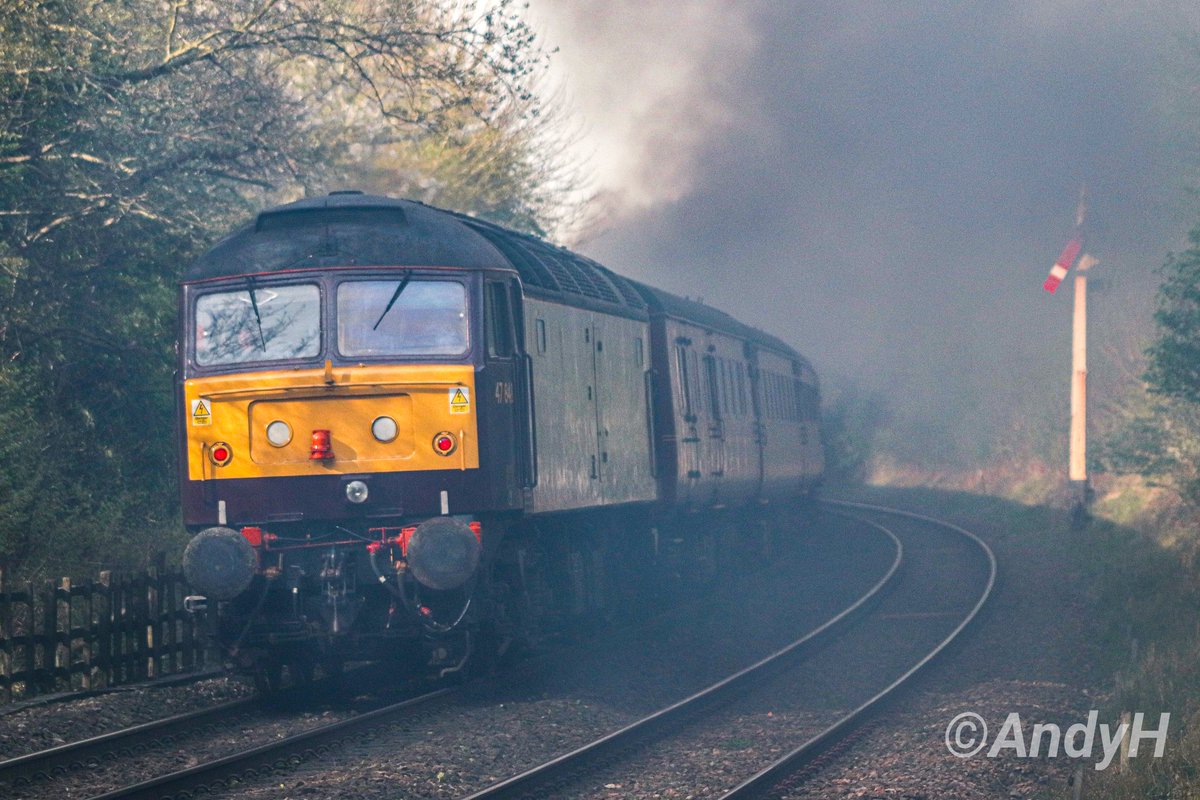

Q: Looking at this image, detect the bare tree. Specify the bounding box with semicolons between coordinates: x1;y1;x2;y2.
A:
0;0;567;575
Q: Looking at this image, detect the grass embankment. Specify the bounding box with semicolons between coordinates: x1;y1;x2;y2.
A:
831;480;1200;798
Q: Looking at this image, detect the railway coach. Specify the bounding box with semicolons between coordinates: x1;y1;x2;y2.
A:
179;192;822;686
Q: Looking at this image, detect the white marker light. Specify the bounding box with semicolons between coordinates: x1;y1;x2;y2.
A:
371;416;398;443
266;420;292;447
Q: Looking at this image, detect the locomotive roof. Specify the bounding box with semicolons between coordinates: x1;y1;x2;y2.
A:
186;192;806;363
186;193;510;279
186;192;647;318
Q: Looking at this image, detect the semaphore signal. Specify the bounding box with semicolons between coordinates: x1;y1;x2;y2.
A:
1044;187;1096;527
1043;191;1087;293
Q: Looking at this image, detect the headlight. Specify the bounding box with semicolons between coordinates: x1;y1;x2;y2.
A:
266;420;292;447
371;415;398;443
345;480;369;504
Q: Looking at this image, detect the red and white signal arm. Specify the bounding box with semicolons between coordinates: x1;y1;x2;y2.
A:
1043;238;1082;293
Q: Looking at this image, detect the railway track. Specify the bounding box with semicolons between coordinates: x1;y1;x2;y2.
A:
0;668;229;720
0;696;257;791
0;667;445;800
55;516;884;800
460;500;996;800
1;502;986;800
717;500;997;799
88;685;461;800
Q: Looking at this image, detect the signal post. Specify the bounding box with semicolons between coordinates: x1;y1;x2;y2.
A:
1069;253;1097;527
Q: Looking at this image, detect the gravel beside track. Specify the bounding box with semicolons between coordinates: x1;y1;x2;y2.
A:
1;688;378;800
0;676;253;762
780;678;1092;799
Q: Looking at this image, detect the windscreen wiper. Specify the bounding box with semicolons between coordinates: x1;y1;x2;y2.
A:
373;271;412;331
246;276;266;350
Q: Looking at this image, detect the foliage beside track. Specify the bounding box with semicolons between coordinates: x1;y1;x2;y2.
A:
0;1;571;579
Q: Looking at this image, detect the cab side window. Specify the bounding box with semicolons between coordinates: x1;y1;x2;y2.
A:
486;282;514;358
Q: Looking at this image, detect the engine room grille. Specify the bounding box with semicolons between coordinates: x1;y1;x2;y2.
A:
462;219;644;311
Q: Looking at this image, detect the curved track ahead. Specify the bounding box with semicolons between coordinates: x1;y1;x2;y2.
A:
462;500;995;800
716;499;997;800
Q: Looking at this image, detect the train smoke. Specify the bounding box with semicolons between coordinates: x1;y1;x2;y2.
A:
529;0;1195;467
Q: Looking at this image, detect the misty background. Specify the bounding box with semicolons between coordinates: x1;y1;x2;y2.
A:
527;0;1200;471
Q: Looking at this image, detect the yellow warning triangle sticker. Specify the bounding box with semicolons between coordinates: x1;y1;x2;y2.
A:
450;389;469;406
191;399;212;426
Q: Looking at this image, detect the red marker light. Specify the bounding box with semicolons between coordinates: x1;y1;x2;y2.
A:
432;432;457;456
209;442;233;466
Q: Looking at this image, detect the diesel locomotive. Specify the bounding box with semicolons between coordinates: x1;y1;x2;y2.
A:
179;192;823;686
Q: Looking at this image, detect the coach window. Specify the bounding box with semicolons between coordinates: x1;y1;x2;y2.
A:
485;282;514;358
676;345;693;417
535;318;547;354
801;383;818;420
722;360;734;416
716;357;727;414
337;279;468;357
736;363;747;416
195;283;321;367
704;355;721;420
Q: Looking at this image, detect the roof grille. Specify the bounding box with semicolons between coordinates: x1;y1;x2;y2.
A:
255;207;406;232
462;219;639;309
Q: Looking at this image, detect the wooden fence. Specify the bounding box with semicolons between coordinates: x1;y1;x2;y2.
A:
0;566;214;704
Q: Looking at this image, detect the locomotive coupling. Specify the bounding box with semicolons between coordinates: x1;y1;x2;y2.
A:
406;516;481;590
182;526;257;600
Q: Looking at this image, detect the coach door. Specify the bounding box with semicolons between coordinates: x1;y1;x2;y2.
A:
483;279;526;508
745;347;766;499
702;351;726;504
589;316;656;505
587;320;607;489
674;338;702;503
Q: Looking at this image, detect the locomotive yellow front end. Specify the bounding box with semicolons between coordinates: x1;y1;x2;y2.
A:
182;360;480;515
177;195;531;684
